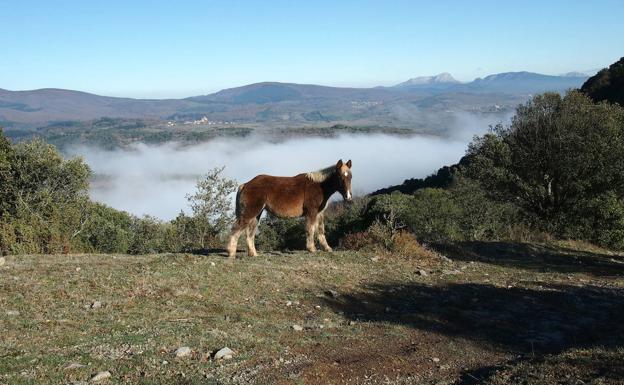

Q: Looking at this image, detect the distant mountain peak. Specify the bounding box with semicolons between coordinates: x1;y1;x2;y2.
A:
562;71;590;78
394;72;460;88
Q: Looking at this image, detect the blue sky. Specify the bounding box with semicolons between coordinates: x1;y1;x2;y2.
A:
1;0;623;98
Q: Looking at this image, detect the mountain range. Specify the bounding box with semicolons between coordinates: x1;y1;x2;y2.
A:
0;71;591;131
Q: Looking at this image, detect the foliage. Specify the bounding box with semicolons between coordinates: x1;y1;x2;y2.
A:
365;178;521;244
185;167;238;249
466;90;624;247
129;215;172;254
0;134;93;254
79;202;133;253
256;214;305;251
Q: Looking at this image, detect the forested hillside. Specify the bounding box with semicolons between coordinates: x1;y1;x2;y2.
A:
581;56;624;105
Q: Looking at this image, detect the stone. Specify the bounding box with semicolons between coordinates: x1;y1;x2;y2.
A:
432;357;440;363
325;290;339;298
416;269;428;276
90;301;102;309
370;256;380;262
64;362;86;370
214;347;234;360
6;310;20;316
0;257;5;266
91;371;111;382
286;301;292;307
292;324;303;331
174;346;192;358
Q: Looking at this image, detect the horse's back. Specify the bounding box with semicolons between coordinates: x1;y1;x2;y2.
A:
241;174;310;217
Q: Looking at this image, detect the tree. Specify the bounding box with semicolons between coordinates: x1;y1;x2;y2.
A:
185;167;237;249
0;128;16;216
466;90;624;245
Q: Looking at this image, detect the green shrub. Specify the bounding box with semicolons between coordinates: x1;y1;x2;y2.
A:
256;214;305;251
80;203;134;253
129;216;171;254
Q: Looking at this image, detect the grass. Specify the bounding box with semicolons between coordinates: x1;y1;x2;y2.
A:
1;242;623;384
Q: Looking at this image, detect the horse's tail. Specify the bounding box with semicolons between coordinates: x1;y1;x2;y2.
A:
234;183;246;218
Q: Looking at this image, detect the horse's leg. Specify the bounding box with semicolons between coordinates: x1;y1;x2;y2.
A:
226;219;246;259
245;217;259;257
316;213;333;252
305;214;318;252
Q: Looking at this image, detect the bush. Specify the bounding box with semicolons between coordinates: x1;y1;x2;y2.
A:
364;178;521;244
325;197;371;244
256;214;305;251
338;219;439;261
79;203;134;253
129;216;171;254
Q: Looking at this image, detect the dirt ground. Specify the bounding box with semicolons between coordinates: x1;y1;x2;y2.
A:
1;240;623;384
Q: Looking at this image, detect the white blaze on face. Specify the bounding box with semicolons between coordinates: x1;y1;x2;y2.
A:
346;190;352;200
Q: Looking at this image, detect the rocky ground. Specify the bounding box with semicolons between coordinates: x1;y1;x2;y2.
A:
1;240;623;384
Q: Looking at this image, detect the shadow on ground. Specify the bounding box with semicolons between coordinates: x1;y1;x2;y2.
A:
323;282;624;354
323;281;624;383
433;241;624;277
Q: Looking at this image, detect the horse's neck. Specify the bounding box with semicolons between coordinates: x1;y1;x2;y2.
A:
319;174;339;199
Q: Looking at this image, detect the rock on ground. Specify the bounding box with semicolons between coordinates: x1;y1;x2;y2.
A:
91;371;111;382
175;346;192;358
214;347;234;360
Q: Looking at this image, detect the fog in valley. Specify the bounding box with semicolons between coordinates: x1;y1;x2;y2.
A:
68;114;511;220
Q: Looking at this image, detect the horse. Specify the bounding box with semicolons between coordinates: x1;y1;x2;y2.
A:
226;159;353;259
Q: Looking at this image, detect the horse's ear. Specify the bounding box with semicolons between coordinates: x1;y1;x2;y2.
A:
336;159;343;168
346;159;352;168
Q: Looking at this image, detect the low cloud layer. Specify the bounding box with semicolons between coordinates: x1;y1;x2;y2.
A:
69;114;510;220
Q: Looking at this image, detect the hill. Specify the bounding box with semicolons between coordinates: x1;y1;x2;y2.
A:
0;88;196;125
0;71;589;133
580;57;624;105
461;71;587;94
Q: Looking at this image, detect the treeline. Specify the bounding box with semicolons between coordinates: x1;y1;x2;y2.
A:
0;134;237;254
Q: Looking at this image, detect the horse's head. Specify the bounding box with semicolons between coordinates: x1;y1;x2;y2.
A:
335;159;353;201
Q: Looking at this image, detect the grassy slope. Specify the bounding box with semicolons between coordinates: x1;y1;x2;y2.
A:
1;242;623;385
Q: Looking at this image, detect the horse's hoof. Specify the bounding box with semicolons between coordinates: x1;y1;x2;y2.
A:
323;247;333;252
248;252;258;257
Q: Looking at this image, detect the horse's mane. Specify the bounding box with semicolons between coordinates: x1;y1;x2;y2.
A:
305;165;336;183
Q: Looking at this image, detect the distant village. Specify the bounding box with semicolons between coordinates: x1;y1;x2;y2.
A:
167;116;236;127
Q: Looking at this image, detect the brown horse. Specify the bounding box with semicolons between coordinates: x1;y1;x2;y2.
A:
226;159;352;259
